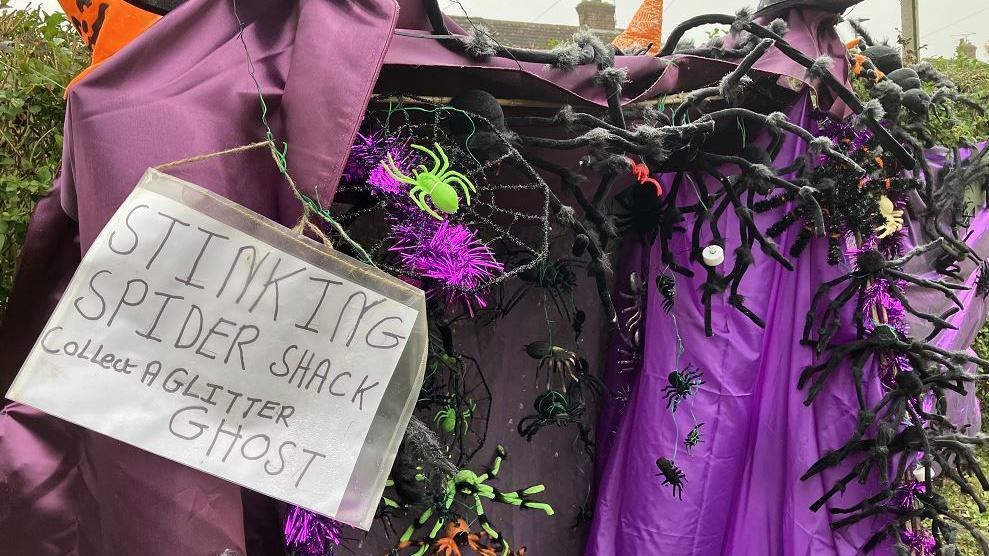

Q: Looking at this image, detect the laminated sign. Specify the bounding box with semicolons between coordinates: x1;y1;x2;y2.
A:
6;169;427;530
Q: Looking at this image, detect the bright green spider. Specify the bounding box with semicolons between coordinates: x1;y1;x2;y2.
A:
396;445;554;556
380;142;477;221
433;398;475;435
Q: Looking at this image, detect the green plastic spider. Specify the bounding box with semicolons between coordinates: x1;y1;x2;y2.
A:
396;445;554;556
433;398;475;435
380;142;477;221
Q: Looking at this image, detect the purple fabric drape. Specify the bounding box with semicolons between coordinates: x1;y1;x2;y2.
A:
0;1;397;554
587;19;989;556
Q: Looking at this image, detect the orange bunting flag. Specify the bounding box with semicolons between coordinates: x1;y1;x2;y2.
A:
612;0;664;56
59;0;161;91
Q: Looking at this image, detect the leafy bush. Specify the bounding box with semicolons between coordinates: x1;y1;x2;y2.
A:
926;54;989;147
0;2;86;318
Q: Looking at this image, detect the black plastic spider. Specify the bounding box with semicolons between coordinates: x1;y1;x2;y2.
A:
656;274;676;313
803;240;967;354
516;390;585;441
523;341;579;390
499;256;580;320
662;364;705;412
684;423;704;453
655;458;687;500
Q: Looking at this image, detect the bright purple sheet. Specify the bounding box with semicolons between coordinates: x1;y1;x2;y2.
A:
587;28;989;556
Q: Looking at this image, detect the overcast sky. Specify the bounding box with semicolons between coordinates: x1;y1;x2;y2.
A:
444;0;989;60
9;0;989;60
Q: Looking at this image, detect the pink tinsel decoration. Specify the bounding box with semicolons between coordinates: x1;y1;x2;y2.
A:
388;214;504;311
367;146;420;196
901;528;936;555
890;480;925;509
284;505;342;556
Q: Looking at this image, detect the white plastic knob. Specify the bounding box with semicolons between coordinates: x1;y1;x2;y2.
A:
702;245;725;267
912;464;927;482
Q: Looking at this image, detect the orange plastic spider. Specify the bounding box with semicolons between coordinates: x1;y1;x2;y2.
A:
628;159;663;195
434;520;471;556
851;53;866;75
468;531;527;556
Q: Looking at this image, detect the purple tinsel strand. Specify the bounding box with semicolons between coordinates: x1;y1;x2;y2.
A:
343;129;405;183
901;528;937;555
814;114;873;160
368;145;421;196
846;233;912;383
890;480;926;509
284;506;342;556
388;214;504;310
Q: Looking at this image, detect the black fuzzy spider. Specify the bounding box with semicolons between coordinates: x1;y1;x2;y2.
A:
798;324;988;407
977;259;989;299
803;240;967;354
655;458;687;500
662;365;705;412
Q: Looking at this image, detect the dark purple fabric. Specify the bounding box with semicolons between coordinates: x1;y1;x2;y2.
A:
0;0;397;553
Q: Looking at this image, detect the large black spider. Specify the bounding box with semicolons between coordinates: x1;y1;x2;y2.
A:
803;240;967;354
655;458;687;500
798;324;988;408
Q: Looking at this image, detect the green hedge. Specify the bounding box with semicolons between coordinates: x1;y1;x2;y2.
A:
0;3;86;317
926;54;989;147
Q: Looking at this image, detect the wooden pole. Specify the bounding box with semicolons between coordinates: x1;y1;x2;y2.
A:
900;0;920;63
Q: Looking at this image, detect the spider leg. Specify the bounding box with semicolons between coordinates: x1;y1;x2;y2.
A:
829;490;893;515
803;273;853;345
434;142;450;175
481;445;505;480
412;188;443;221
442;170;477;191
381;154;420;186
400;506;436;544
885;281;958;334
887;238;944;266
815;281;864;353
411;143;442;174
885;268;966;307
849;348;871;411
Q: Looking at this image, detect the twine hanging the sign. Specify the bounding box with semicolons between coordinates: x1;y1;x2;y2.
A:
153;140;342;251
154;0;376;268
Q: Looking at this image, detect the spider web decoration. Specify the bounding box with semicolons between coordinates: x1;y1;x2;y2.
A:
332;94;551;313
416;349;492;467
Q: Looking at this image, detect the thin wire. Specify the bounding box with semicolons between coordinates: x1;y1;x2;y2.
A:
231;0;376;266
533;0;565;23
920;5;989;39
382;101;482;166
445;0;526;72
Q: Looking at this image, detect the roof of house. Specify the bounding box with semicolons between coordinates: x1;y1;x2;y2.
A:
449;15;621;50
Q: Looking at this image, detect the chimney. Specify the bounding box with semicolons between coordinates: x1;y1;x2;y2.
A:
576;0;616;30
